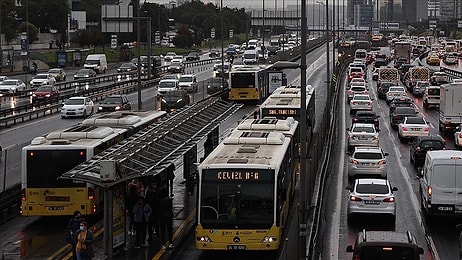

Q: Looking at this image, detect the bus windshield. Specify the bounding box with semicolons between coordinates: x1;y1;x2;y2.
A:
200;169;274;229
231;72;256;88
26;150;87;188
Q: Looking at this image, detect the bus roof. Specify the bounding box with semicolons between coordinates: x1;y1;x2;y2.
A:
199;118;298;169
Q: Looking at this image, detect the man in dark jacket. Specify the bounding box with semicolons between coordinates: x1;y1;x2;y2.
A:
158;188;174;250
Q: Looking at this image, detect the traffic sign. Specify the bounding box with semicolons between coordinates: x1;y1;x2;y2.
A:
111;35;117;49
458;21;462;28
229;29;233;39
20;34;28;56
211;27;215;39
429;20;437;29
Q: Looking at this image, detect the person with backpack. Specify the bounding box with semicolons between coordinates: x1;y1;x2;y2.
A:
144;183;160;242
66;211;85;260
74;221;94;260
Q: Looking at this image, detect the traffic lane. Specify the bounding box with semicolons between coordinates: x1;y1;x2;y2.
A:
338;75;433;260
368;68;460;260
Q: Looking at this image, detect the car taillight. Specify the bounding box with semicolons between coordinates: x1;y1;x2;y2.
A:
377;159;386;165
21;189;26;201
373;135;379;140
88;187;95;200
348;90;353;95
459;132;462;138
364;91;368;94
351;159;359;164
415;147;421;152
383;197;395;202
402;126;408;131
350;196;362;201
351;101;356;105
425;126;430;131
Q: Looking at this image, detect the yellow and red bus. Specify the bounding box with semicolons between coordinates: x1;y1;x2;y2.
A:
195;117;298;251
20;110;166;216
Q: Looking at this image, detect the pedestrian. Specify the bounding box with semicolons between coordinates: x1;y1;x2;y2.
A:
133;196;152;248
145;183;160;241
167;163;175;197
66;210;85;260
158;188;174;250
74;221;94;260
126;182;138;236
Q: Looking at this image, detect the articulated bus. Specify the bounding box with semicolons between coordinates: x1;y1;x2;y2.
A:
228;65;272;103
21;110;166;216
195;117;299;251
259;85;316;147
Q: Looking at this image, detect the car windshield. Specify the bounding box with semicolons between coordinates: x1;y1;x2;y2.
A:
396;107;416;114
1;80;17;85
34;75;47;79
356;183;389;194
389;87;404;92
179;76;193;82
48;69;60;73
103;97;122;104
162;75;177;80
65;98;85;105
121;63;134;68
354;96;370;101
427;88;440;95
170;62;182;66
165;91;184;97
36;86;53;92
420;140;444;149
352;126;375;133
351;87;366;91
354;152;383;159
78;70;90;74
159;82;176;88
406;117;425;124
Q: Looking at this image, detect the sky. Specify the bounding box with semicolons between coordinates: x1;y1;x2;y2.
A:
145;0;341;10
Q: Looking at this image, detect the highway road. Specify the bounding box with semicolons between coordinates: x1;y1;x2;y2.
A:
1;44;461;260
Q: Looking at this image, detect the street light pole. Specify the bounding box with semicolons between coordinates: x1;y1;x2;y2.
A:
137;0;142;110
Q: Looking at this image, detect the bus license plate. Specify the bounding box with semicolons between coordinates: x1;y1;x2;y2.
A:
227;245;246;250
48;206;65;210
438;206;452;211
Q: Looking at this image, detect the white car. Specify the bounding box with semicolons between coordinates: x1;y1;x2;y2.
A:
349;94;373;115
178;74;198;92
0;76;9;82
30;73;56;88
347;123;380;151
61;97;95;118
0;79;26;95
171;55;184;63
347;85;368;101
164;52;176;62
157;79;178;97
348;78;366;90
397;116;430;142
346;178;397;225
386;86;407;104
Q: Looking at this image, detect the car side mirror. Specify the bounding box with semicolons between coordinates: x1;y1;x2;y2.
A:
345;186;352;192
384;152;389;156
346;245;354;252
392;187;398;191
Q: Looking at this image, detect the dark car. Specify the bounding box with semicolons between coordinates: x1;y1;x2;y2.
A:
409;135;446;167
209;49;220;58
117;62;137;73
160;89;190;111
374;58;388;68
377;82;394;99
32;85;60;102
206;77;229;95
167;62;185;73
389;97;414;116
185;52;200;61
74;69;97;79
398;64;415;79
98;94;132;112
351;110;380;130
390;106;418;129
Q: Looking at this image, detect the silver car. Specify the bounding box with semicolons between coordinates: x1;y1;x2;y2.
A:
386;86;407;104
349;94;373;115
348;147;389;179
398;116;430;141
347;123;379;151
346;178;397;225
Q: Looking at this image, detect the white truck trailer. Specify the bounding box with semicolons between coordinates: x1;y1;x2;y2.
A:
439;83;462;134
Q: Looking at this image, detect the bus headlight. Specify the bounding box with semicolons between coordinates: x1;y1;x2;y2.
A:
262;236;277;243
197;236;212;242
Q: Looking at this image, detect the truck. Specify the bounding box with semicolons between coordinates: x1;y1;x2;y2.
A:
439;83;462;134
406;66;430;92
393;41;411;64
377;67;399;88
84;54;108;74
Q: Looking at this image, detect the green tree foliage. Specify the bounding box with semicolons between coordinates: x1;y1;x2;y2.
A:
0;1;18;42
173;25;194;48
17;22;39;44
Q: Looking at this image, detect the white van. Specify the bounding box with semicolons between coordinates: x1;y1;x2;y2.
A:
84;54;108;74
242;50;258;64
419;150;462;218
178;74;198;92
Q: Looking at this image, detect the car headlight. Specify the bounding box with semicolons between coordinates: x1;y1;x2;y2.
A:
32;94;36;97
30;81;33;85
98;106;103;111
45;94;51;97
176;99;183;103
115;106;121;110
161;99;166;103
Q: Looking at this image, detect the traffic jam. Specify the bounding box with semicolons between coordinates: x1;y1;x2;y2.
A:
343;35;462;259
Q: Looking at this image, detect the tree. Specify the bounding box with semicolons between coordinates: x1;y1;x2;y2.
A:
0;1;18;42
17;22;39;44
